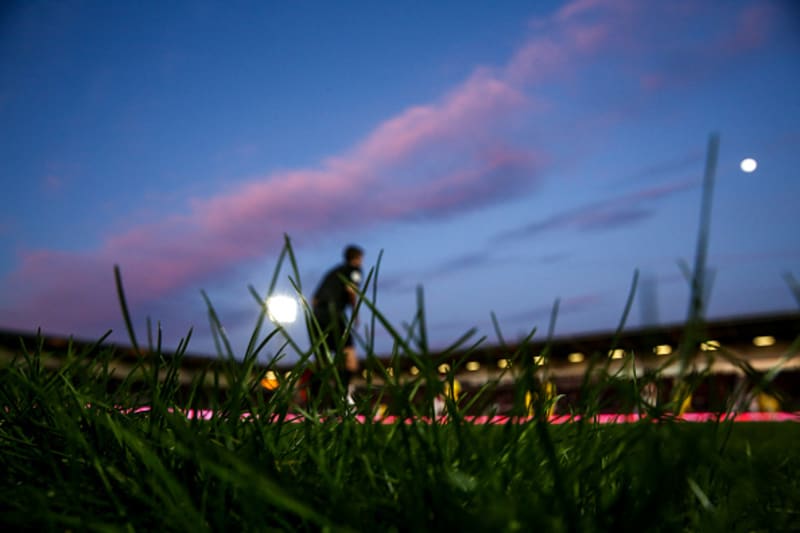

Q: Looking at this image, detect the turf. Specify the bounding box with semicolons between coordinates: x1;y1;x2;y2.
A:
1;235;797;531
1;327;798;532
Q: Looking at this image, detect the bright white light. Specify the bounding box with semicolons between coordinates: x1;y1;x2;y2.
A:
266;295;298;324
740;158;757;173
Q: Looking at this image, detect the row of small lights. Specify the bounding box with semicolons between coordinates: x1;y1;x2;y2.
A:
263;336;779;384
266;292;778;374
263;295;778;372
362;335;778;378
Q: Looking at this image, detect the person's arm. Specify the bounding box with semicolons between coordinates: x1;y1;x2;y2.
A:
346;285;357;308
346;285;359;325
346;269;362;317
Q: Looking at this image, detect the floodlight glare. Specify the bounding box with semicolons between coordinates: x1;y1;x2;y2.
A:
266;295;298;324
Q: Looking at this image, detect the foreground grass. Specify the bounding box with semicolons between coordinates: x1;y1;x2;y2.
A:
1;336;798;532
2;234;798;531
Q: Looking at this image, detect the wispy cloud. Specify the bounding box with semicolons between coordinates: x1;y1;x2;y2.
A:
375;252;493;295
429;252;492;277
721;3;778;54
378;249;573;297
498;177;698;241
501;292;606;326
638;1;781;91
0;72;543;335
610;151;705;188
0;0;779;338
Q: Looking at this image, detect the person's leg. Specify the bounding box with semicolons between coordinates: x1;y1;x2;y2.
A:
309;308;338;408
318;312;358;406
311;308;335;362
341;335;359;405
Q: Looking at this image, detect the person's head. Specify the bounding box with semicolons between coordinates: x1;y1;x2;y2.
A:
344;245;364;267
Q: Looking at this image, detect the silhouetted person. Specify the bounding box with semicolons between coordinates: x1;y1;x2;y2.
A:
309;245;364;405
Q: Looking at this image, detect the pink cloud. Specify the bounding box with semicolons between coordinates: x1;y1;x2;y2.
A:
637;2;780;93
0;65;544;336
512;0;643;86
722;3;776;53
505;39;568;87
555;0;614;23
355;71;527;164
0;0;776;340
567;23;611;52
4;251;116;333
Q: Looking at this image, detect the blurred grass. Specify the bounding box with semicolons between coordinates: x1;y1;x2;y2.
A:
1;235;798;531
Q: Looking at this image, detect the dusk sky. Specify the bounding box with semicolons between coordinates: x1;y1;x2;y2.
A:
1;0;798;361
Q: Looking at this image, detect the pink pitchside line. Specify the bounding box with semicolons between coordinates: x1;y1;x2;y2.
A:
116;407;800;424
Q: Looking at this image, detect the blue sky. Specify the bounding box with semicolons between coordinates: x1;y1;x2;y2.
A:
1;0;798;360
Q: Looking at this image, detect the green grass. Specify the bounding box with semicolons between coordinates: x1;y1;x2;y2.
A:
1;235;798;531
1;342;798;532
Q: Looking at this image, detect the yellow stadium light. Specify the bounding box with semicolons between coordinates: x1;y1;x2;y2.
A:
260;370;279;391
409;366;420;376
701;340;720;351
497;358;510;369
753;336;776;347
533;355;546;365
609;349;625;359
653;344;672;356
466;361;480;371
568;352;585;364
438;363;450;374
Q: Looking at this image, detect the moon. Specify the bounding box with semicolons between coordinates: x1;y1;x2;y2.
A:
740;158;757;173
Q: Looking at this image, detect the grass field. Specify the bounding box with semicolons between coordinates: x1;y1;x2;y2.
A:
2;238;798;531
1;339;798;532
